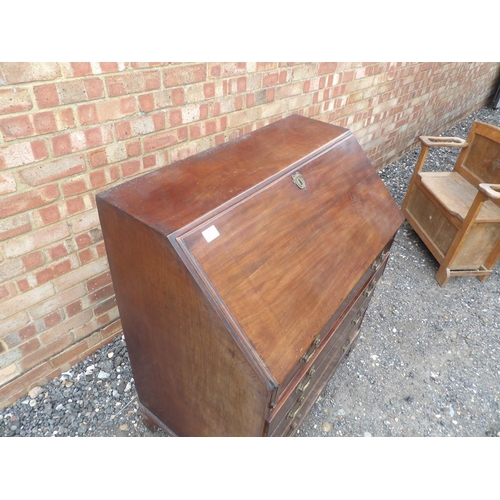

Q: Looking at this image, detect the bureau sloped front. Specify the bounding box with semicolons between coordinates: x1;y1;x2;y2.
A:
97;115;404;436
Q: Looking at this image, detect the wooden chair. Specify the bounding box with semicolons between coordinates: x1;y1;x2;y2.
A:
402;120;500;286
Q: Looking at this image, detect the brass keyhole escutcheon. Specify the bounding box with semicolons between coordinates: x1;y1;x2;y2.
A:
292;172;306;190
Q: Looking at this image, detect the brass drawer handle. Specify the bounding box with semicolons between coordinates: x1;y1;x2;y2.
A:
371;251;388;271
292;172;306;190
351;310;364;326
300;349;316;363
363;279;378;297
287;395;306;419
300;335;321;363
296;367;316;393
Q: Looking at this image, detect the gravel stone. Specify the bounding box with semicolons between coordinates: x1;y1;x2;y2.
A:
1;105;499;437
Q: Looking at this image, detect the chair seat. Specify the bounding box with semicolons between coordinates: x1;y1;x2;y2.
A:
420;172;500;222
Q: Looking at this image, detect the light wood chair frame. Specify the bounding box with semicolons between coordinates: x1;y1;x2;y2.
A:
402;121;500;287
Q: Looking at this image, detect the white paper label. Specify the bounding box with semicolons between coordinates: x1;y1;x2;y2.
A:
202;225;220;243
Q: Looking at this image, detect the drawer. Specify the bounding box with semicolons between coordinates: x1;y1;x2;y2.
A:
265;249;390;436
269;316;360;437
270;242;391;405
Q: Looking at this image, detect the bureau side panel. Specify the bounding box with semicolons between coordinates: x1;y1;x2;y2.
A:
97;198;270;437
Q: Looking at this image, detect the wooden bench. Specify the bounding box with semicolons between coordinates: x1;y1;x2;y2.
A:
402;120;500;286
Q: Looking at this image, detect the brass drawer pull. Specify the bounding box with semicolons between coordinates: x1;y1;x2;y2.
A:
292;172;306;190
287;395;306;419
351;310;364;326
363;279;378;297
371;251;388;271
300;335;321;363
300;349;316;363
296;367;316;393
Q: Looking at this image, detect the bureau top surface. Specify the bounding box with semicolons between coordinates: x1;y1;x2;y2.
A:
97;115;349;234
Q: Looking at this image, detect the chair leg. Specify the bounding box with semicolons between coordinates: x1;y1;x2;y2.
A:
435;265;451;287
433;190;487;287
477;235;500;282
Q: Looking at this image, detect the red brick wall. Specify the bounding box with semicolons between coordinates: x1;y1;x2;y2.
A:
1;62;499;408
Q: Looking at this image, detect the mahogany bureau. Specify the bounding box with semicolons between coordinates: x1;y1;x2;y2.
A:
96;115;404;436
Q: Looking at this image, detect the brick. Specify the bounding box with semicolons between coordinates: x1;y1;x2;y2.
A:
164;64;206;87
263;72;279;87
19;337;41;356
44;311;62;329
86;272;112;292
18;323;38;341
88;283;114;304
0;62;61;84
142;154;157;169
79;96;136;125
89;169;106;188
34;83;60;108
49;337;90;369
66;300;83;317
0;130;33;161
143;130;180;152
227;108;262;128
0;171;16;195
20;335;74;371
74;232;92;250
114;120;132;140
56;78;104;105
47;243;68;261
19;154;85;186
0;344;22;369
0;184;59;219
209;63;246;78
54;256;108;290
33;111;58;135
0;259;23;284
120;159;140;177
29;283;86;320
58;108;75;129
35;259;72;285
78;248;95;265
65;196;85;215
35;204;61;226
21;251;45;271
0;281;17;303
39;308;92;345
0;282;55;321
0;115;34;140
106;71;161;96
0;363;20;387
125;140;142;158
61;175;88;197
64;62;93;77
94;296;117;316
0;212;32;242
169;109;183;127
0;312;30;340
0;87;33;114
0;140;47;169
68;209;99;235
276;82;303;100
4;222;70;259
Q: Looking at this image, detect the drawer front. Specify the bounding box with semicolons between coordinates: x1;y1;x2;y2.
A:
265;251;389;436
271;243;391;404
269;314;361;437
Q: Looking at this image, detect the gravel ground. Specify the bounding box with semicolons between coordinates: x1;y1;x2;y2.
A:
2;105;500;438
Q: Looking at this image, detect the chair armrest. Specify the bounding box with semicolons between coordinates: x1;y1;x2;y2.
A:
419;136;468;148
479;183;500;200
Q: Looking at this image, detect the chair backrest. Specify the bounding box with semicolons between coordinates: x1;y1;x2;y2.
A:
454;121;500;188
